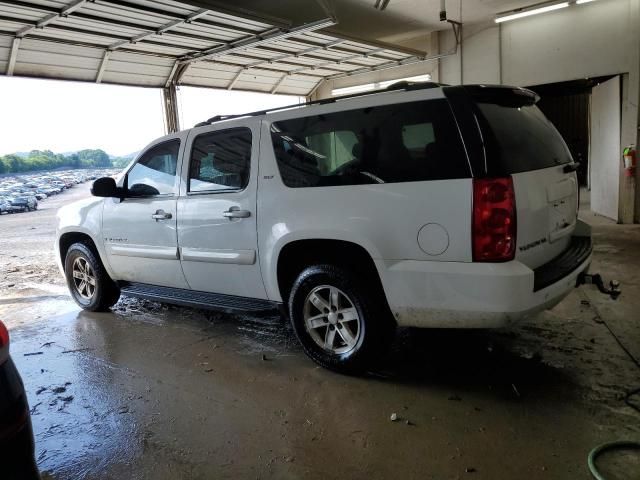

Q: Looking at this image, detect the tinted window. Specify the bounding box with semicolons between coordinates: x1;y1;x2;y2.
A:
271;99;469;188
189;128;251;193
127;140;179;196
476;103;572;174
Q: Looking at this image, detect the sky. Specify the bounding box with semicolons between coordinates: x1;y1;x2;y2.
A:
0;76;299;157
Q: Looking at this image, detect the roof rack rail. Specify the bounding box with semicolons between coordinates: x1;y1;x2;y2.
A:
194;81;442;127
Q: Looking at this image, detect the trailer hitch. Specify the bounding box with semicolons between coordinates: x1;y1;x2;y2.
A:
576;272;621;300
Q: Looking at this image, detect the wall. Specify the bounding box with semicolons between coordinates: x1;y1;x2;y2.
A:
440;0;637;87
438;0;640;223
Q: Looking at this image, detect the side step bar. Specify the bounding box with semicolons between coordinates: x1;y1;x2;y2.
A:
119;282;279;313
576;273;621;300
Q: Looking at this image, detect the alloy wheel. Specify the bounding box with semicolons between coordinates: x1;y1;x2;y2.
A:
303;285;362;355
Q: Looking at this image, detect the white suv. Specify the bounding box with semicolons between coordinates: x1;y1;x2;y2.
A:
56;82;603;373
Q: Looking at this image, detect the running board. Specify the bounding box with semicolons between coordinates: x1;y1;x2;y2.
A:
119;282;279;313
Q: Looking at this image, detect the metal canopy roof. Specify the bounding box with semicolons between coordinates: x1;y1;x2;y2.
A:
0;0;428;96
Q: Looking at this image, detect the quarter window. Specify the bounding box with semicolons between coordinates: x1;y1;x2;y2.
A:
270;99;469;188
188;128;252;193
127;140;180;196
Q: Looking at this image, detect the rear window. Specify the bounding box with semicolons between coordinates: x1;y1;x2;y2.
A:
270;99;470;188
475;103;572;174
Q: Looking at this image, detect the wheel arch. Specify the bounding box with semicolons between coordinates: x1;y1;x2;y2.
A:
275;239;389;312
58;231;103;273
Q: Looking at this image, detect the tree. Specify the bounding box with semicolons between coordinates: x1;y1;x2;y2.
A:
0;148;114;173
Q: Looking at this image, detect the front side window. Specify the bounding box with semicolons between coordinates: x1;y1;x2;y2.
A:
188;128;252;193
127;140;180;196
270;99;469;188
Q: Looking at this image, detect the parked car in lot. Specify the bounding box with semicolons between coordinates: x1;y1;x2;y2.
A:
0;321;40;480
0;198;11;214
56;83;615;373
10;196;37;212
0;168;115;216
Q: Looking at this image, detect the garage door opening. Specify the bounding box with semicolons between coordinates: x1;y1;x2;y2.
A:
529;75;621;221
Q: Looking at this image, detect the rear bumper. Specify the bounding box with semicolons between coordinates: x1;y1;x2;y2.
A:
379;232;592;328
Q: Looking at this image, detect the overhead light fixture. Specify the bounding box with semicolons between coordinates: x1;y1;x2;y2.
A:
495;1;569;23
576;0;596;4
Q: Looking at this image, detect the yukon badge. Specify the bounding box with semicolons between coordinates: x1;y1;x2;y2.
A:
519;237;547;252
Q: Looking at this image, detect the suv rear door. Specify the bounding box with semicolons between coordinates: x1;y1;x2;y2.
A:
176;120;267;299
446;86;579;269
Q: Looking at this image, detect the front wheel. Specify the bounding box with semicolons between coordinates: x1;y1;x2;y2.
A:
289;265;395;374
64;242;120;311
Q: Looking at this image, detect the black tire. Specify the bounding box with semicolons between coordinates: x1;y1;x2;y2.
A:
288;264;395;374
64;242;120;311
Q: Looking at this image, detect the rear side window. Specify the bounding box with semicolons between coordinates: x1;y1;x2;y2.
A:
188;128;251;193
475;103;572;174
270;99;469;188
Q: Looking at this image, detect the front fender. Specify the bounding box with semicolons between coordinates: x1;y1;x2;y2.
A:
55;198;114;279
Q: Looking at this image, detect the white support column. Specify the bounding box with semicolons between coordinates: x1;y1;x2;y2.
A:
6;37;20;76
162;84;180;134
95;50;111;83
227;68;244;90
270;74;287;94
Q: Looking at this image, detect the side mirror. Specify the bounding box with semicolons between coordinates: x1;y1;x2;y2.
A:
91;177;118;197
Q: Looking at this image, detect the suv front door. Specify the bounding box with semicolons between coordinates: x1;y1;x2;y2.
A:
177;121;266;299
102;137;189;289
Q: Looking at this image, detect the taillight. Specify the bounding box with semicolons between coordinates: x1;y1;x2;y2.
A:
472;177;517;262
0;320;9;364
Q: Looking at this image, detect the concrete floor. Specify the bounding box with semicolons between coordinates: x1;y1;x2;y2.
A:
1;186;639;479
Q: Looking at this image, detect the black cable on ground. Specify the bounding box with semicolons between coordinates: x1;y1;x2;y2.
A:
579;291;640;478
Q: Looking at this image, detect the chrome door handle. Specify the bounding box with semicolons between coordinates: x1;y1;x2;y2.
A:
223;207;251;219
151;210;172;221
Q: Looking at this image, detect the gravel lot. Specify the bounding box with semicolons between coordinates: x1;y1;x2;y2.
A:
0;182;91;291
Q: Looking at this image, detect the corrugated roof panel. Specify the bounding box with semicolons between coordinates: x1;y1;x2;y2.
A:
57;15;144;37
122;42;192;57
0;20;24;33
101;68;172;87
169;24;246;42
0;0;426;94
0;5;43;22
26;25;115;47
200;10;271;32
80;3;177;29
133;0;197;17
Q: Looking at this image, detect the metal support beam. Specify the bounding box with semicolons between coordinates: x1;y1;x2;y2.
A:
270;74;287;94
95;50;110;83
289;48;387;76
244;39;343;70
162;84;180;135
179;18;337;65
16;0;87;38
107;8;211;51
165;60;180;89
227;68;245;90
6;37;20;76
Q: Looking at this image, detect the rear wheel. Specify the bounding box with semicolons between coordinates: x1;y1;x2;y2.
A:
289;264;395;374
64;242;120;311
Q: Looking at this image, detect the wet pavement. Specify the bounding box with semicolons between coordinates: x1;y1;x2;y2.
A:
1;188;639;479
